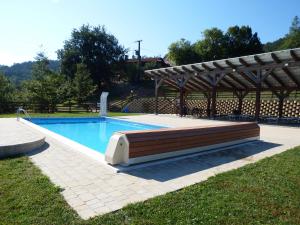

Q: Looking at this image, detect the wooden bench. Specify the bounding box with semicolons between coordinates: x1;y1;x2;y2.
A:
105;122;260;166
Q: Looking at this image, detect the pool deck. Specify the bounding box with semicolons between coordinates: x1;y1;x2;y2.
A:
0;118;45;158
1;115;300;219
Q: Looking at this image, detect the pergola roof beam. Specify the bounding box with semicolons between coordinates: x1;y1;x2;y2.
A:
173;67;184;74
192;77;212;90
191;65;205;73
225;60;237;69
271;53;281;63
290;50;300;61
195;74;214;87
254;55;265;65
226;73;249;89
239;58;250;67
181;66;194;74
212;62;224;70
188;77;210;91
202;63;213;71
270;71;287;87
222;76;240;89
282;67;300;87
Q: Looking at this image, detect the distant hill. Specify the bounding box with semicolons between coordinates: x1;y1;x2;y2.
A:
0;60;60;84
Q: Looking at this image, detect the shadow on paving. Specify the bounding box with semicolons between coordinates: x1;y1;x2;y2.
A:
123;140;281;182
26;142;50;156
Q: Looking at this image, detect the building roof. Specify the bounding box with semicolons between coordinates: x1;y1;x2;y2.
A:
145;48;300;92
127;57;170;66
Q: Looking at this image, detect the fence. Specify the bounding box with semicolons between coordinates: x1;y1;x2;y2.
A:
0;102;100;114
126;97;300;118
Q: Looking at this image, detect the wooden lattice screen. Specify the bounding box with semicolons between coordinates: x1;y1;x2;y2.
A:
126;97;300;118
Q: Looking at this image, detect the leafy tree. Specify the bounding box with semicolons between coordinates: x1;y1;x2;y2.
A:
73;63;97;104
280;16;300;49
0;73;15;113
167;39;201;65
194;28;227;61
224;26;263;57
263;38;286;52
23;53;66;112
58;25;127;89
280;31;300;49
167;26;263;65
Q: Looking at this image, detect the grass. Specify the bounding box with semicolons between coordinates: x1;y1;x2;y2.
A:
0;112;141;118
1;147;300;225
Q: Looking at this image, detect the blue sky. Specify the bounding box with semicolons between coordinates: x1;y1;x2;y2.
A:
0;0;299;65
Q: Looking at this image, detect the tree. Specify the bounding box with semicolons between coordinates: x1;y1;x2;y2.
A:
167;39;201;65
23;53;66;112
167;26;263;65
0;73;15;113
31;52;52;79
289;16;300;34
73;63;97;104
194;28;227;61
58;25;127;89
280;16;300;49
224;26;263;57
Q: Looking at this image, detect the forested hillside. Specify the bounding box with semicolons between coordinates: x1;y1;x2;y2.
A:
0;60;59;84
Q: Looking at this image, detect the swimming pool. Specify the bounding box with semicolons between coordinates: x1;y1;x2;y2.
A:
29;117;165;154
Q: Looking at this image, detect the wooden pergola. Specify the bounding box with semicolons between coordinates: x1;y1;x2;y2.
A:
145;48;300;120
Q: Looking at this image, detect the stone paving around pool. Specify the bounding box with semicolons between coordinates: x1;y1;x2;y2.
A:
1;115;300;219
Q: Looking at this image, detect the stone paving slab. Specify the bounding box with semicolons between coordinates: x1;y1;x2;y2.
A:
1;116;300;219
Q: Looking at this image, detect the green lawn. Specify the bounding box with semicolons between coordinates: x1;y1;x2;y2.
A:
1;147;300;225
0;112;141;118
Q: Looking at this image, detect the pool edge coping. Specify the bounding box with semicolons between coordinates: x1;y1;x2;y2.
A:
19;118;119;173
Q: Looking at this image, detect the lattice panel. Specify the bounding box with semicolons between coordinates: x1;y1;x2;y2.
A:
186;100;207;110
242;100;256;115
216;100;238;115
126;98;300;118
260;100;278;116
283;100;300;117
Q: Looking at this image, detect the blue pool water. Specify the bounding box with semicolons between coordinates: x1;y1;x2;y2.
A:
30;117;165;154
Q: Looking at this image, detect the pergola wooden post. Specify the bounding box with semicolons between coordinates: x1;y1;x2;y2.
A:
255;82;262;120
204;92;211;117
174;75;190;117
211;86;217;118
273;90;292;118
179;87;184;116
244;68;274;121
154;77;164;115
233;90;249;113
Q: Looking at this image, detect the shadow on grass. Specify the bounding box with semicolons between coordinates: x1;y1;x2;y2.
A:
123;140;281;182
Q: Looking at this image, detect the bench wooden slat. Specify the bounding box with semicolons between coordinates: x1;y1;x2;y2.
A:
129;128;259;148
129;131;258;157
